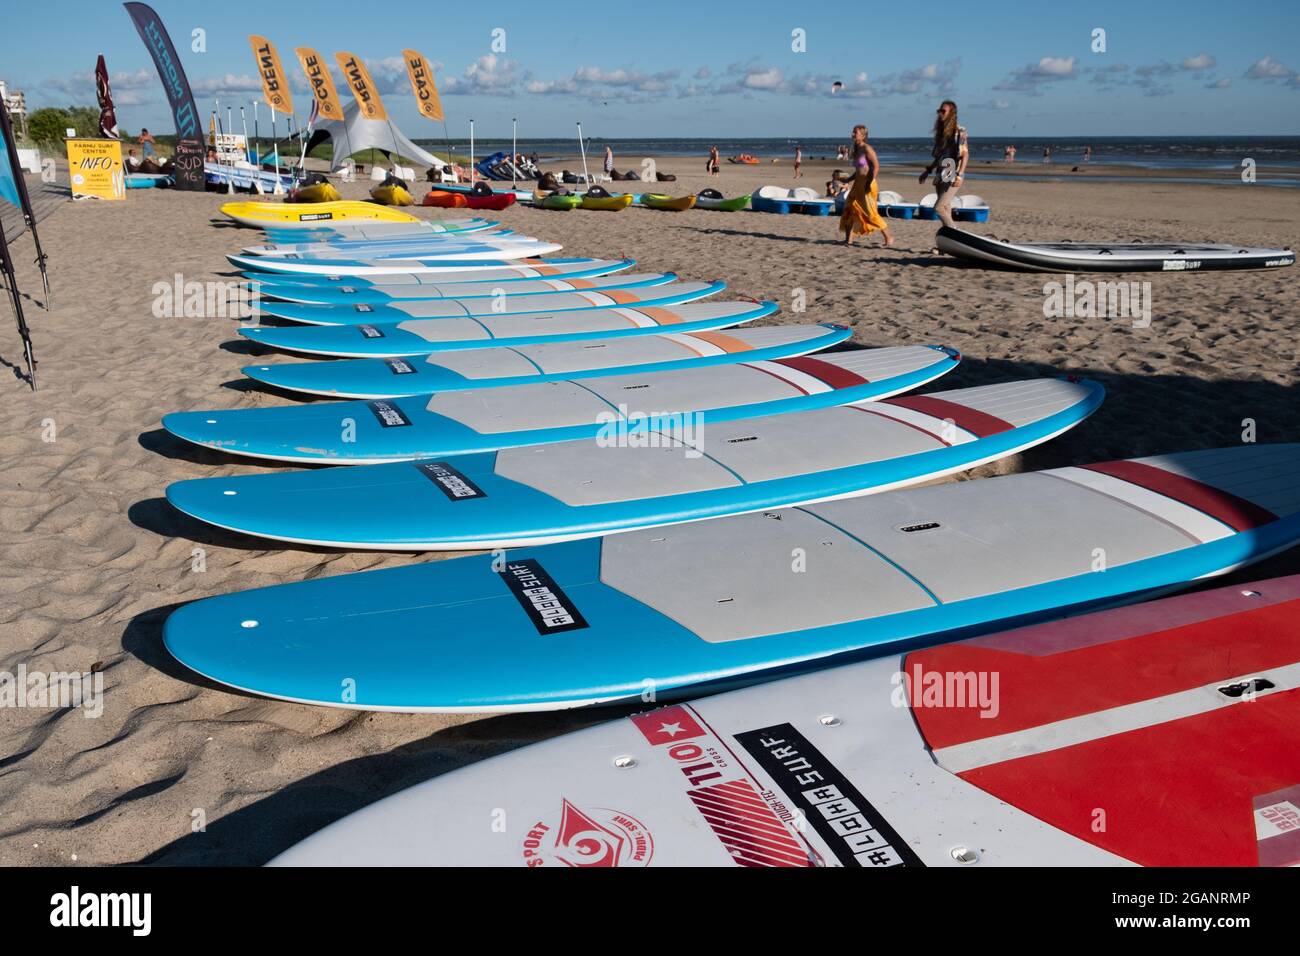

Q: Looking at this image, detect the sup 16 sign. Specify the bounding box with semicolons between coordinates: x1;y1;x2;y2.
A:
66;139;124;200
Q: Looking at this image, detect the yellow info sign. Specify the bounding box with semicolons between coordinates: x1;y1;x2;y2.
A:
67;138;125;200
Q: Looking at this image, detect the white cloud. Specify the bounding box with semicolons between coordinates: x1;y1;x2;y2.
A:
1181;53;1216;71
1245;55;1293;79
995;56;1077;94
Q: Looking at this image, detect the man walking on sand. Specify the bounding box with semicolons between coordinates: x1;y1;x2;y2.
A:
918;100;967;229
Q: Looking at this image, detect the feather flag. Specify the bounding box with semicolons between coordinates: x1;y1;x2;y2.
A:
295;48;345;122
334;51;388;121
402;49;444;122
249;35;294;115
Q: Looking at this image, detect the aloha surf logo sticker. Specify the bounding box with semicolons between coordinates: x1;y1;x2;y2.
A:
366;400;411;428
521;799;653;867
414;460;485;500
496;559;588;634
734;723;923;867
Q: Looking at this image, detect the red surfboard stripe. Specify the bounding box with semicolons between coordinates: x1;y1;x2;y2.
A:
687;782;812;867
908;596;1300;750
879;395;1013;437
958;689;1300;866
770;355;870;389
1080;459;1278;532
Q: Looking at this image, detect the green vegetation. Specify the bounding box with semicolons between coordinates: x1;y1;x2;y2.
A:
23;104;174;156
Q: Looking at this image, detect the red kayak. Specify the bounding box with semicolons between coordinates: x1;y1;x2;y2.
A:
466;192;516;211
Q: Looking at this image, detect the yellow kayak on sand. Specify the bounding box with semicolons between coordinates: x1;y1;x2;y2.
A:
370;183;415;206
221;200;420;229
642;193;696;211
291;182;342;203
582;192;635;211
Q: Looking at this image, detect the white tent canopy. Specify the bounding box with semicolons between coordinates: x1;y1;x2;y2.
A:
305;101;445;173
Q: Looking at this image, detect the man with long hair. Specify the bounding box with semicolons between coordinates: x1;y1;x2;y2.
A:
919;100;967;228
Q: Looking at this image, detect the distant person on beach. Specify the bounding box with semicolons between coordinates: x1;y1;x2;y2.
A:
794;145;803;179
603;146;614;177
1083;145;1092;163
125;148;140;170
1043;145;1052;163
840;125;892;248
918;100;968;229
139;128;156;160
708;145;720;176
1008;144;1017;162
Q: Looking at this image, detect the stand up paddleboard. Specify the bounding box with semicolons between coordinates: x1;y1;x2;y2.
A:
258;272;677;306
268;575;1300;866
936;226;1295;273
241;324;852;399
230;243;566;276
239;233;544;260
258;281;725;325
241;258;635;288
238;300;778;358
163;444;1300;712
165;378;1101;550
258;219;498;242
163;345;960;464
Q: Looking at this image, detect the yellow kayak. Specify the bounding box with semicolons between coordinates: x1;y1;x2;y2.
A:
641;193;696;211
581;191;634;211
221;200;420;229
370;183;415;206
290;182;342;203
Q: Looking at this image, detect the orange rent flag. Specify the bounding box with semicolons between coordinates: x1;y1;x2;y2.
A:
402;49;444;122
295;47;346;122
334;51;388;121
249;35;294;114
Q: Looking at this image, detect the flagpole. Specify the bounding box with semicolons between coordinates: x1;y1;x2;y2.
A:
511;117;517;189
240;107;250;163
469;119;475;185
253;100;260;166
0;230;36;389
271;105;283;194
0;102;49;307
577;122;590;185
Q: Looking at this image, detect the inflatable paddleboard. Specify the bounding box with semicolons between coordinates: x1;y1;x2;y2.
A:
259;219;498;242
238;299;778;358
221;200;420;229
268;574;1300;866
165;377;1100;551
244;259;635;289
936;226;1295;273
241;324;852;399
258;272;677;305
259;281;725;326
230;244;566;276
163;444;1300;712
240;233;546;259
164;345;960;465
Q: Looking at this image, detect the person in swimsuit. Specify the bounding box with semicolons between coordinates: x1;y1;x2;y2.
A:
603;146;614;178
794;145;803;179
139;128;156;160
839;125;891;248
708;145;720;176
918;100;968;229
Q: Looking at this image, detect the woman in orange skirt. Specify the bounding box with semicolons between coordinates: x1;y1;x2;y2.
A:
840;124;892;248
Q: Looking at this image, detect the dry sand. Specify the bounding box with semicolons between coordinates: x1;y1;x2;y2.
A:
1;158;1297;865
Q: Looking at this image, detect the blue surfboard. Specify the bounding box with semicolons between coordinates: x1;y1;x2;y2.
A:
163;345;960;464
242;258;635;288
259;272;677;305
162;444;1300;712
238;300;779;358
165;378;1102;551
258;281;725;325
241;323;852;399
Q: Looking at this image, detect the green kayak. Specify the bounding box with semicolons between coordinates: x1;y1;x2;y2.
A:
538;193;582;210
695;190;751;212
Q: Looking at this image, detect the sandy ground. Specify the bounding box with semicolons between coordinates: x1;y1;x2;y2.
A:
0;157;1297;866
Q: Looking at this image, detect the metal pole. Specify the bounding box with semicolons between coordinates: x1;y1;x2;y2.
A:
511;117;517;189
577;122;590;185
469;119;475;185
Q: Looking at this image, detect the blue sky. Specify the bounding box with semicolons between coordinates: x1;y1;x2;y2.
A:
5;0;1299;139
